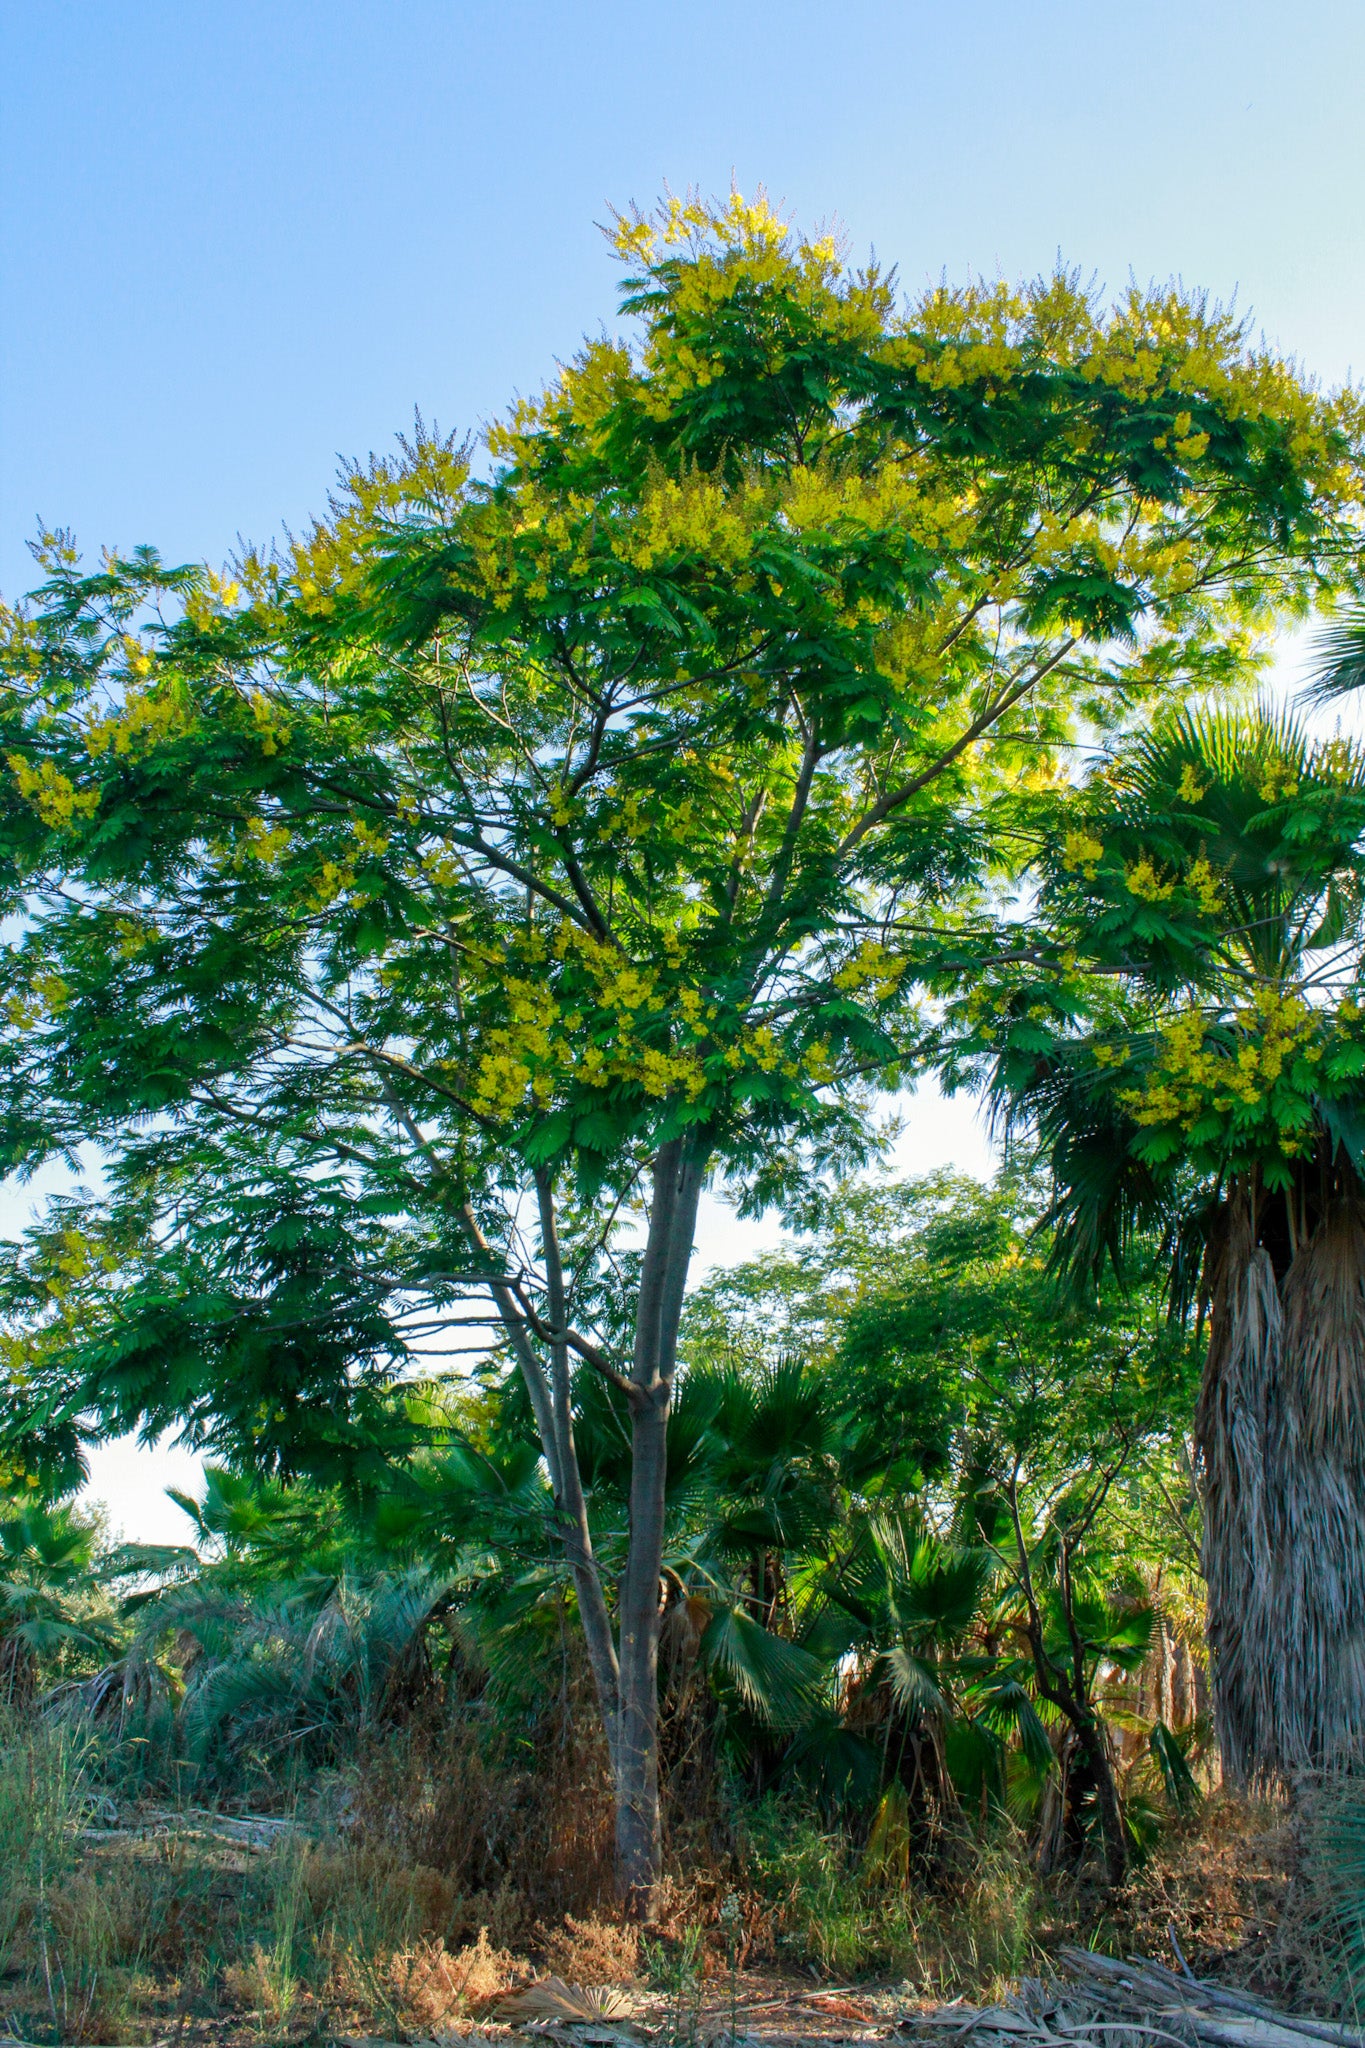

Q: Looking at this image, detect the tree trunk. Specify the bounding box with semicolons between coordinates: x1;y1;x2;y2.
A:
1197;1187;1278;1782
463;1189;622;1766
535;1173;623;1772
614;1134;708;1911
1008;1490;1128;1885
616;1378;670;1906
1199;1181;1365;1783
468;1137;709;1910
1074;1714;1127;1887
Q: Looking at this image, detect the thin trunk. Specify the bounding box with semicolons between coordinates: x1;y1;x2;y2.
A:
535;1172;621;1768
1008;1480;1127;1884
461;1193;620;1765
466;1137;709;1909
1059;1533;1128;1885
1023;1671;1127;1882
615;1133;709;1912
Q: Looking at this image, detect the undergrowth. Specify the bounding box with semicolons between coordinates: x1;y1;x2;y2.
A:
740;1795;1042;1991
0;1705;1340;2045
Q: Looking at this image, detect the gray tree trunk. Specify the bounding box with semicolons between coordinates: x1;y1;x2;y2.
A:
614;1134;708;1909
467;1137;708;1909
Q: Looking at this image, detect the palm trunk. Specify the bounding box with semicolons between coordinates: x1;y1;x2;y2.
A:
1199;1177;1365;1782
1074;1713;1127;1887
1197;1185;1279;1782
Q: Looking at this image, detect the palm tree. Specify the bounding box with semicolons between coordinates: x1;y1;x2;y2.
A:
0;1497;116;1701
980;706;1365;1786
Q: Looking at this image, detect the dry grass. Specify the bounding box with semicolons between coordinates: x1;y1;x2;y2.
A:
0;1690;1336;2047
1108;1790;1294;1982
348;1693;617;1939
379;1930;526;2027
539;1912;640;1984
737;1798;1045;1991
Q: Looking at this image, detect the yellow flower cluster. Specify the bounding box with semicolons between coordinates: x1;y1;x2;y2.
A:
183;568;240;629
469;971;564;1116
1185;857;1223;915
310;860;353;907
1257;759;1300;803
1124;856;1175;902
833;939;907;998
614;472;755;573
1061;830;1104;878
7;755;100;827
3;969;69;1030
250;690;291;757
275;437;470;619
611;189;792;261
86;681;189;759
351;819;390;858
245;817;292;866
1121;989;1322;1139
421;844;465;888
462;911;849;1123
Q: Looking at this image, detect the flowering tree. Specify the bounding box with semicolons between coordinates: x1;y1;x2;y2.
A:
962;708;1365;1786
1;193;1360;1900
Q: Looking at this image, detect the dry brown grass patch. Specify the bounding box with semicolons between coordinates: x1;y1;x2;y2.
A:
539;1912;639;1985
382;1929;528;2029
1110;1789;1293;1983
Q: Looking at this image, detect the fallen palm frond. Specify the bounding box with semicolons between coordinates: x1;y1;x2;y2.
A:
77;1803;299;1848
896;1948;1365;2048
495;1975;635;2023
340;2037;504;2048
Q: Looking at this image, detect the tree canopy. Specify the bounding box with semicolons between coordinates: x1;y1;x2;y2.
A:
2;189;1362;1896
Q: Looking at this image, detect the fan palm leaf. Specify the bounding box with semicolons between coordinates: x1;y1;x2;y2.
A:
1307;605;1365;704
697;1603;827;1729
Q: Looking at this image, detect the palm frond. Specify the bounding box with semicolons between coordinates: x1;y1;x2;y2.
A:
1148;1719;1200;1811
966;1668;1055;1775
698;1603;827;1728
881;1643;945;1716
1305;605;1365;704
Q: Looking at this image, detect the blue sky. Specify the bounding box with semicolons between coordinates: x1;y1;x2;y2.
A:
5;0;1365;600
2;0;1363;1535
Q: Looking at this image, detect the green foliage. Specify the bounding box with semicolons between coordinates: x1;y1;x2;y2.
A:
740;1793;1041;1987
0;1496;119;1699
0;195;1360;1477
948;707;1365;1282
0;1165;1225;2034
1293;1779;1365;2008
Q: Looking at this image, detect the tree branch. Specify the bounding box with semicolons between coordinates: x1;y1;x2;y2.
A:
837;639;1078;859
